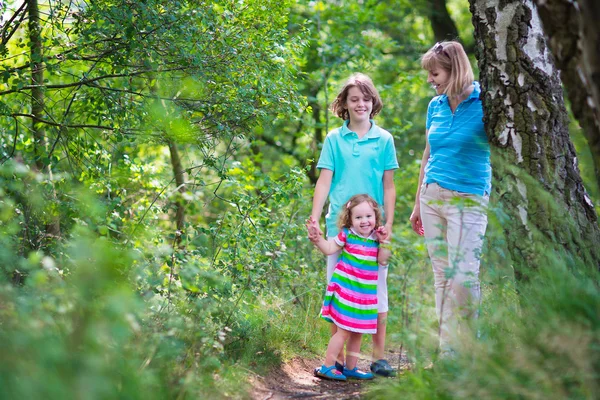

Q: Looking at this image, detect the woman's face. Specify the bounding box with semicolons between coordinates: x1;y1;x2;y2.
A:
427;67;450;95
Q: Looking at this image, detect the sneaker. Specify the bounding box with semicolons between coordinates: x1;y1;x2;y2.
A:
314;364;347;381
370;359;396;377
342;366;374;380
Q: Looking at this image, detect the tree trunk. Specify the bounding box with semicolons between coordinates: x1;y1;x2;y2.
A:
27;0;44;171
168;140;186;239
28;0;60;240
469;0;600;275
533;0;600;189
427;0;460;42
577;0;600;117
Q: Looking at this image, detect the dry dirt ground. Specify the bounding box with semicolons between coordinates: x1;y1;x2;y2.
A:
249;350;409;400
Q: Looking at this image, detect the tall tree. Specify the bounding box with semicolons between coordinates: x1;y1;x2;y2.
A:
533;0;600;189
426;0;461;42
469;0;600;275
1;0;302;250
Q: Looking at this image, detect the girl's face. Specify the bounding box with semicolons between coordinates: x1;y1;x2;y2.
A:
350;201;377;237
345;86;373;124
427;67;450;95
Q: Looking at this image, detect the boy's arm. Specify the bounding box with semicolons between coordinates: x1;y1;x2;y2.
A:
378;243;392;266
382;169;396;241
310;169;333;236
376;226;391;265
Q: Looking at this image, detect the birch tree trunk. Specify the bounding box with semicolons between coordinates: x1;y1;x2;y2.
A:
469;0;600;276
533;0;600;189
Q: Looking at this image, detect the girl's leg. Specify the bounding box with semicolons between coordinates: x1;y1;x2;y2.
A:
327;249;345;365
345;332;362;369
420;183;452;350
344;333;374;379
324;327;351;367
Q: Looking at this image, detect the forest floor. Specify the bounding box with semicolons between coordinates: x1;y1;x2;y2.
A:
248;349;410;400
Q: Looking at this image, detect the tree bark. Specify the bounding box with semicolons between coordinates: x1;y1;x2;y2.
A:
469;0;600;275
168;140;186;238
27;0;45;171
28;0;60;239
533;0;600;189
427;0;461;42
577;0;600;117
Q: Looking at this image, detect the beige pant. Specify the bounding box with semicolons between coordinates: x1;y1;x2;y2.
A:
420;182;488;350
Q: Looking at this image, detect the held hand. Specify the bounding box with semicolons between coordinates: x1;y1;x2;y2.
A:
306;216;323;243
409;205;424;236
375;226;389;242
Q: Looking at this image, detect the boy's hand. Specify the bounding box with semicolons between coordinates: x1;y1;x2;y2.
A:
306;216;322;243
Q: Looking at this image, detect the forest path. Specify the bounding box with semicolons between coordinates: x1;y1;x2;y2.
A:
249;350;408;400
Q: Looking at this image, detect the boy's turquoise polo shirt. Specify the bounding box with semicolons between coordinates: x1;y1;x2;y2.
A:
425;81;491;196
317;120;398;237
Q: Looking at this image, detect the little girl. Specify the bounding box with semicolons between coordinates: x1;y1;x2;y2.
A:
307;194;392;381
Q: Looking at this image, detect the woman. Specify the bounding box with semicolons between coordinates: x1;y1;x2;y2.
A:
409;41;491;355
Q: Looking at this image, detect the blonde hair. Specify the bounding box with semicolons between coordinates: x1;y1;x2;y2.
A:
421;41;474;99
330;73;383;121
337;194;382;230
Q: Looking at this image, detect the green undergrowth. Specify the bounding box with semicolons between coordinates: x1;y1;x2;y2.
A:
366;243;600;400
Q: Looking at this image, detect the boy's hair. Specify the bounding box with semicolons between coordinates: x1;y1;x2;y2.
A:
337;193;382;229
330;73;383;121
421;41;474;99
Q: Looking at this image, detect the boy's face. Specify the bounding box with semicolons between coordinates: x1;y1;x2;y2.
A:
351;201;377;237
345;86;373;124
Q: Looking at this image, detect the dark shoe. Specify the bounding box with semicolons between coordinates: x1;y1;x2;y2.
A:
370;359;396;377
314;364;347;381
343;366;374;380
335;361;344;373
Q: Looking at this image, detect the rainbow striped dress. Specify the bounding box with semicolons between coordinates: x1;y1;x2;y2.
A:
321;227;379;334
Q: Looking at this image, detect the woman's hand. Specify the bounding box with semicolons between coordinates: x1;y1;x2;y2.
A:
410;204;424;236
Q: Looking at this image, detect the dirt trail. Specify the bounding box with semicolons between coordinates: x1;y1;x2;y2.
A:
249;350;408;400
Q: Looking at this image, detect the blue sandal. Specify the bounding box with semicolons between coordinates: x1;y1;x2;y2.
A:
343;366;374;380
314;364;347;381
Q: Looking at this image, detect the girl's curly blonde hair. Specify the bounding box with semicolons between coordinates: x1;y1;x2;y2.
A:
337;193;382;230
330;73;383;121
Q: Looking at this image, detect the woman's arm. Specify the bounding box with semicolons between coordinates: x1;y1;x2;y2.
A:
409;132;430;236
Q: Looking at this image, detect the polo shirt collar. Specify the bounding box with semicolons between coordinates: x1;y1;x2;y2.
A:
340;120;381;139
437;81;481;104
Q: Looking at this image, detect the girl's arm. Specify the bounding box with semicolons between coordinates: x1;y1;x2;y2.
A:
409;133;430;236
312;236;343;256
